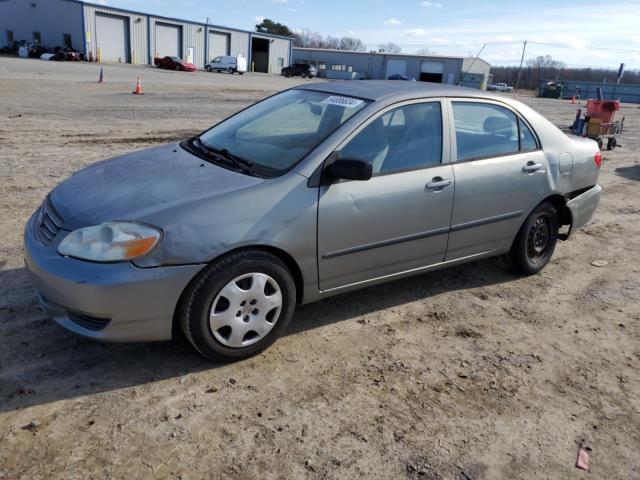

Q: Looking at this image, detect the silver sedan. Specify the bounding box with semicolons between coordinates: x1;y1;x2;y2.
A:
24;81;602;361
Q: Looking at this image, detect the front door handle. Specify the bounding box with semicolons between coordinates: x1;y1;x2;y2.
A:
523;161;543;173
426;177;452;190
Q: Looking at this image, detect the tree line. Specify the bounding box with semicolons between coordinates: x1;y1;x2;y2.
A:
256;18;406;53
490;55;640;89
255;19;639;86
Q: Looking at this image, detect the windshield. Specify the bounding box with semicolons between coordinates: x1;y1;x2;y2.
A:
198;89;369;175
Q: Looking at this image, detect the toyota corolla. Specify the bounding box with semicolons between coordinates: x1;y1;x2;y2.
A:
24;81;602;361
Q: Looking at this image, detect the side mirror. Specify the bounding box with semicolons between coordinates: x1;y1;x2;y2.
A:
325;159;372;181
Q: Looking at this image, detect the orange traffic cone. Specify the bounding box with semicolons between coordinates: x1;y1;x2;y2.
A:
132;77;143;95
571;95;576;104
98;67;105;83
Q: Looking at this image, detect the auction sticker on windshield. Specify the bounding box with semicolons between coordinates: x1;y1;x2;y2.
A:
322;96;365;108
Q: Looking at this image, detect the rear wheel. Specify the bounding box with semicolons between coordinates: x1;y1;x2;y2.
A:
227;67;233;74
607;137;617;150
509;202;559;275
180;250;296;362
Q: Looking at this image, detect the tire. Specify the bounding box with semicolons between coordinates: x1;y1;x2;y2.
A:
596;137;603;150
175;65;180;71
607;137;617;150
180;250;296;362
509;202;559;275
206;65;212;72
227;67;233;74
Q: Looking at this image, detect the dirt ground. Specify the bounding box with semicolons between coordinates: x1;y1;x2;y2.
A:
1;56;639;480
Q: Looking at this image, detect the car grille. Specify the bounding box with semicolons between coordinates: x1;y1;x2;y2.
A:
34;197;64;245
67;311;111;331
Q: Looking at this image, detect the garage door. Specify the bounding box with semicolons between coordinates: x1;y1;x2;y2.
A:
420;61;444;83
155;23;181;58
385;59;407;78
95;13;129;63
209;31;229;60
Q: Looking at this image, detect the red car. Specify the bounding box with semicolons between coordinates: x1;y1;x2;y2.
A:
154;56;196;72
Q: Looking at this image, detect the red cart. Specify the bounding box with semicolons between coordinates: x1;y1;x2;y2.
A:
585;100;625;150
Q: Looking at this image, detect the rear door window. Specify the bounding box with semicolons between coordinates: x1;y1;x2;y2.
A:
452;102;519;161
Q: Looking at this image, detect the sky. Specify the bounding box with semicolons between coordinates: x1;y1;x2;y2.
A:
94;0;640;70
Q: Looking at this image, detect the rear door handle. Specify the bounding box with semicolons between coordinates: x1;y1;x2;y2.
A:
426;178;452;190
523;162;543;173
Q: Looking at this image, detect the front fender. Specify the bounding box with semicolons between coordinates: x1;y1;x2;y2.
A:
132;174;319;299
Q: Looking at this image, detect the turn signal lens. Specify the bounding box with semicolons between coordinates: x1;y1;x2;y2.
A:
594;152;602;169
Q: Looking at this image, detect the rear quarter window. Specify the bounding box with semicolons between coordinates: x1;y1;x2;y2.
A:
519;117;539;151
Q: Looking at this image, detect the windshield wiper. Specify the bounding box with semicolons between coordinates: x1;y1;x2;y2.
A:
192;137;254;175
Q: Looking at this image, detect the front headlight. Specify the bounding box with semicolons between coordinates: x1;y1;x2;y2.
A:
58;222;162;262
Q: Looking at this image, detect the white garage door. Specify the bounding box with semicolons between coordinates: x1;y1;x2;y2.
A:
420;60;445;83
95;13;129;63
155;23;181;58
209;31;229;60
385;59;407;78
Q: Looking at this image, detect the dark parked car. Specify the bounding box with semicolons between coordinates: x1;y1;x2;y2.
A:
154;56;196;72
281;63;317;78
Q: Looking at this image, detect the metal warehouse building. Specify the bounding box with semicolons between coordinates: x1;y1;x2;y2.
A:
293;47;491;89
0;0;293;72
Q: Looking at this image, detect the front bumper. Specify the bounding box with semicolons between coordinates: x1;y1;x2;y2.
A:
567;184;602;237
24;213;204;342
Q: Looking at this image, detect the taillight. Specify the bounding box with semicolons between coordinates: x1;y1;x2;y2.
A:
594;152;602;169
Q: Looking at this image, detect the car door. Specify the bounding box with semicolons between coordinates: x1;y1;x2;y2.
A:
317;99;455;291
446;99;550;260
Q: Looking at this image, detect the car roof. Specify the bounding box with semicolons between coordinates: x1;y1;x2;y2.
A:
294;80;498;103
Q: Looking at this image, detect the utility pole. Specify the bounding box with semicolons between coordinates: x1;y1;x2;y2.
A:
515;40;527;91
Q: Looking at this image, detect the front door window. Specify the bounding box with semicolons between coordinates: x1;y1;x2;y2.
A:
339;102;443;174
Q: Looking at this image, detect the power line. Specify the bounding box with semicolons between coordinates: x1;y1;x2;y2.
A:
526;41;640;55
363;40;640;55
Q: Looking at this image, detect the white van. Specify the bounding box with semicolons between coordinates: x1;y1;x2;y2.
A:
205;55;247;74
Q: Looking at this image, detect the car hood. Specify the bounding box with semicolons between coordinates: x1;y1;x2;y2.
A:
50;143;264;230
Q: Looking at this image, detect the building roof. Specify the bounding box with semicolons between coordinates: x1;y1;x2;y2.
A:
293;47;485;64
294;80;496;102
63;0;295;41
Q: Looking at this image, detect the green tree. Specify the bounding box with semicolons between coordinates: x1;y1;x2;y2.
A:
255;18;293;37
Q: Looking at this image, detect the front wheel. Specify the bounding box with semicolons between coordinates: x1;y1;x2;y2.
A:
509;202;559;275
206;65;212;72
180;250;296;362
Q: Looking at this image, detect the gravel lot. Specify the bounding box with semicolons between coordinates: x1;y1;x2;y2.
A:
1;56;639;479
